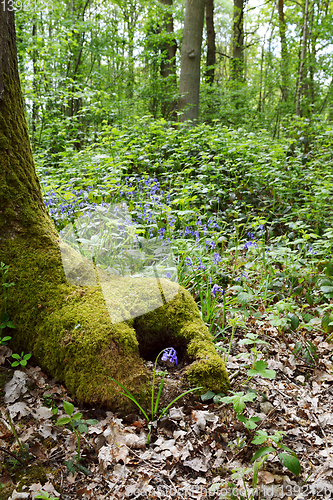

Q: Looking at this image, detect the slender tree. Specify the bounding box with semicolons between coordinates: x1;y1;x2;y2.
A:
277;0;289;102
205;0;216;84
231;0;245;81
296;0;310;116
178;0;206;122
159;0;177;117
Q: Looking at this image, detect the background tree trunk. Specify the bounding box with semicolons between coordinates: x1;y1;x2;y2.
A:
205;0;216;84
0;3;229;408
178;0;206;122
296;0;310;116
277;0;289;102
231;0;244;81
159;0;177;118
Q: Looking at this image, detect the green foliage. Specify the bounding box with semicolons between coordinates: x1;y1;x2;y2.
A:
109;348;202;444
11;352;32;368
35;492;59;500
56;401;98;473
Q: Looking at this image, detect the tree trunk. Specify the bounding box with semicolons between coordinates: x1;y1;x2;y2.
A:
159;0;177;118
0;4;229;410
277;0;289;102
296;0;309;117
205;0;216;84
178;0;206;122
159;0;177;80
231;0;244;81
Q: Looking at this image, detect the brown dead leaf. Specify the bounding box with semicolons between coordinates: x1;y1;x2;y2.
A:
30;442;48;459
258;470;275;485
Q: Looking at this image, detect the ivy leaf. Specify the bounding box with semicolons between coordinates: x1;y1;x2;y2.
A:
247;360;276;379
251;430;269;445
237;414;261;429
218;391;257;414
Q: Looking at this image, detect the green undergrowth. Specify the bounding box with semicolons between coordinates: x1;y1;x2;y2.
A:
34;117;333;352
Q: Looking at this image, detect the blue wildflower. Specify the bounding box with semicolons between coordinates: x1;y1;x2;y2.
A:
211;284;223;297
197;259;206;271
166;271;171;279
214;253;221;264
161;347;178;365
185;256;193;267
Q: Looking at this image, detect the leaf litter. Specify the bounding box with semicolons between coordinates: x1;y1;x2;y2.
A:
1;320;333;500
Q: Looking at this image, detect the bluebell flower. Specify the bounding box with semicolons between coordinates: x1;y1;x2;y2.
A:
166;271;171;279
197;259;206;271
185;256;193;267
212;284;223;297
214;253;222;264
161;347;178;365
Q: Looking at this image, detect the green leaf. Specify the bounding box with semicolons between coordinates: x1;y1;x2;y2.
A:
77;423;88;434
247;360;276;379
11;353;21;359
237;292;253;305
11;361;20;367
0;336;11;342
218;391;257;414
251;446;275;461
86;419;98;425
251;430;269;445
278;453;301;476
0;312;9;323
237;414;261;429
75;463;93;476
64;460;76;475
201;390;216;402
63;401;74;416
324;263;333;277
72;412;83;421
56;417;71;426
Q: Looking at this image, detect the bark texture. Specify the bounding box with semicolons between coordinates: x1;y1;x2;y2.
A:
178;0;206;122
296;0;309;117
205;0;216;84
231;0;244;82
278;0;289;102
159;0;177;118
0;5;229;410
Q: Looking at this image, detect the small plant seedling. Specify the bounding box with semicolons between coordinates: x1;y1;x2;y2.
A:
110;347;202;444
0;335;12;345
56;401;98;474
35;491;59;500
11;351;32;367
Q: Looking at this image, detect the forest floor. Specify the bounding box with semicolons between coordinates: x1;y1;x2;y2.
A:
1;319;333;500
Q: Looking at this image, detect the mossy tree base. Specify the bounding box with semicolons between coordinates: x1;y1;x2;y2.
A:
1;235;229;412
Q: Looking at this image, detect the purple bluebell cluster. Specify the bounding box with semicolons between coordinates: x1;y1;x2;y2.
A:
161;347;178;365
